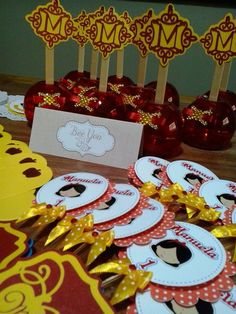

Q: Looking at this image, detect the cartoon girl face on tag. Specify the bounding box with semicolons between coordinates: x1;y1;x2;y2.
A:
36;172;109;210
151;240;192;268
92;184;140;224
167;160;218;192
134;156;169;187
127;222;226;287
199;179;236;218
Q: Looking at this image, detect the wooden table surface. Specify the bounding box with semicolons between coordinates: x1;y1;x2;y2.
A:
0;73;235;310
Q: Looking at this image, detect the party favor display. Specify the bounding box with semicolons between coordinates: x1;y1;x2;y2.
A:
24;0;76;124
126;222;236;305
182;14;236;150
0;251;114;313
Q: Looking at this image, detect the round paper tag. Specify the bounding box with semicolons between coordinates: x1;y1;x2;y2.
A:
135;287;236;314
134;156;169;187
8;96;25;114
167;160;218;192
127;222;226;287
36;172;109;210
91;183;140;224
113;199;165;239
199;179;236;218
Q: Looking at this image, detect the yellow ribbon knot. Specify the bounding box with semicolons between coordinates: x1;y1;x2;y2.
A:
45;214;93;246
16;203;66;226
90;258;152;305
211;224;236;262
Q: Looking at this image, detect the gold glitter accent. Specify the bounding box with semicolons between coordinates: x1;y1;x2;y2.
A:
123;94;140;108
137;109;161;129
186;106;213;125
107;83;124;94
38;93;61;107
74;87;98;112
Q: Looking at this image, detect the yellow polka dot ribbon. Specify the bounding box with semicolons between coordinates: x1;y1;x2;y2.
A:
211;224;236;262
86;230;114;266
90;258;152;305
16;203;66;226
45;214;93;246
140;182;220;222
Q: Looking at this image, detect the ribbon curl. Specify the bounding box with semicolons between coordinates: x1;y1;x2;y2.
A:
90;258;152;305
45;214;93;246
211;224;236;262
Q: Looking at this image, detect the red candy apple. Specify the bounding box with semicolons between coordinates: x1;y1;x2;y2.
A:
204;90;236;118
108;75;134;87
24;81;68;125
145;81;180;108
64;70;90;81
127;101;182;158
182;95;235;150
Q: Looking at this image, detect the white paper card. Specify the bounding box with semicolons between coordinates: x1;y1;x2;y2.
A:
29;108;143;169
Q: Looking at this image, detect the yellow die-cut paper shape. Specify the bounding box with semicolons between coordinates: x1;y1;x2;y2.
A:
0;191;35;221
86;7;133;58
26;0;76;48
200;14;236;65
141;4;198;66
0;152;49;170
0;162;52;199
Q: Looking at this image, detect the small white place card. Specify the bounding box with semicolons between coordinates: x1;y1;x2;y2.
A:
29;108;143;169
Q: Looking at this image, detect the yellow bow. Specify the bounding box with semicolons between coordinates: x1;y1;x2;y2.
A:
211;224;236;262
86;230;114;266
16;203;66;226
45;214;93;246
90;258;152;305
140;183;220;222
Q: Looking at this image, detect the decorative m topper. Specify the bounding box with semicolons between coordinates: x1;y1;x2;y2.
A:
86;7;133;58
26;0;76;48
141;4;198;66
200;14;236;65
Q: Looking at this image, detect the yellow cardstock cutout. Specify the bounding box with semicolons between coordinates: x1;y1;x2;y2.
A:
200;14;236;65
72;10;88;47
0;222;27;270
130;9;154;57
141;4;198;66
0;152;48;170
86;7;133;58
0;129;12;145
0;251;114;314
0;191;35;221
25;0;76;48
0;140;32;158
0;162;52;199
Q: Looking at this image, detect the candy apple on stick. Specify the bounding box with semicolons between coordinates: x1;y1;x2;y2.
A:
128;4;198;158
182;14;236;149
84;7;133;120
24;0;76;125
